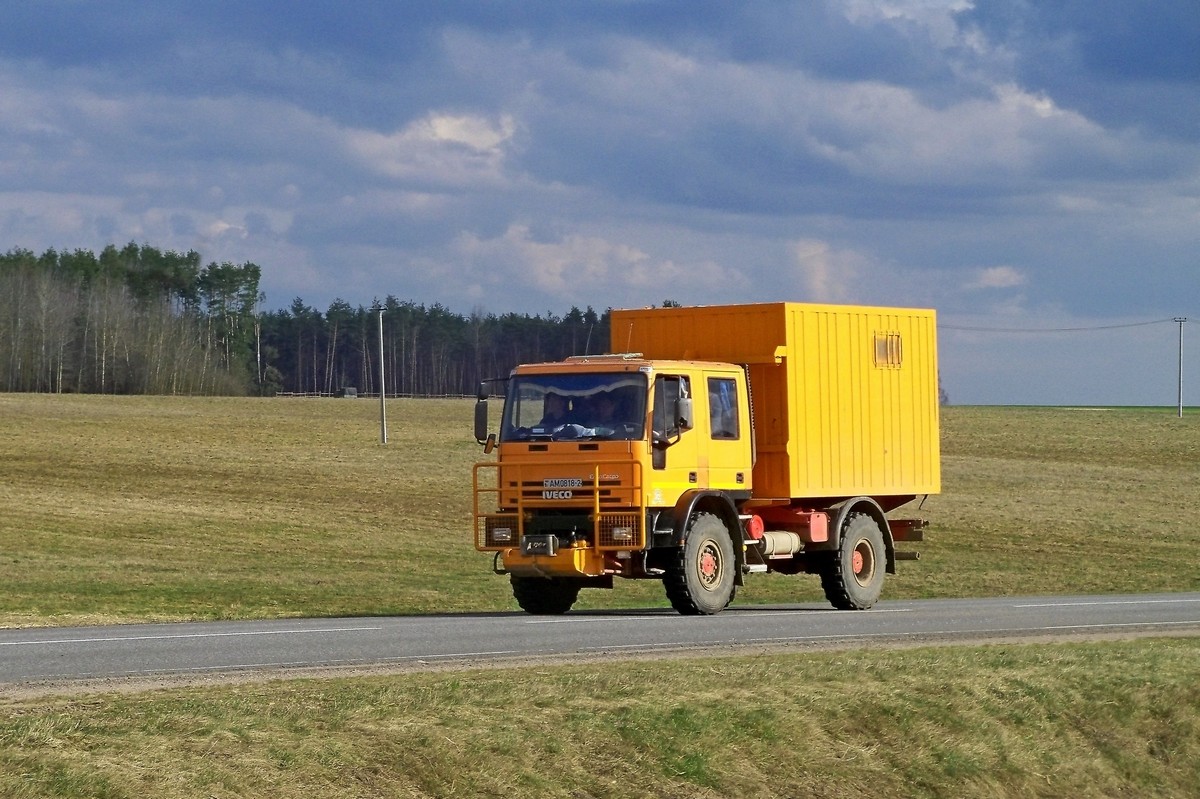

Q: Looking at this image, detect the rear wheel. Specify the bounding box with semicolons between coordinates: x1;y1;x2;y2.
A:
820;512;886;610
511;575;582;614
663;512;736;615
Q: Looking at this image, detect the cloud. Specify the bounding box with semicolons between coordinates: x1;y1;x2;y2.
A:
965;265;1026;291
453;224;743;309
204;220;248;240
960;0;1200;140
840;0;976;49
785;78;1149;188
344;112;517;186
0;3;1196;404
791;239;859;303
438;25;1189;229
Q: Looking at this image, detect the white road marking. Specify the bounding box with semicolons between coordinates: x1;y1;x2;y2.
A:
525;607;914;624
736;619;1200;646
27;649;528;682
0;626;383;647
1014;599;1200;608
1040;620;1200;630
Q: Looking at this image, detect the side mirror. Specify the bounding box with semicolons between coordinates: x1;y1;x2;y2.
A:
676;397;694;430
474;397;490;444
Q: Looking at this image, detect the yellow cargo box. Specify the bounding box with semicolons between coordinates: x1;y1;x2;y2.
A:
610;302;940;502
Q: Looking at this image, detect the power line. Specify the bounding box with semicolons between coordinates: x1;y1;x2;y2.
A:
941;317;1181;334
942;316;1190;412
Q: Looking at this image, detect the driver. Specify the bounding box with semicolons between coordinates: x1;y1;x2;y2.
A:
538;392;571;428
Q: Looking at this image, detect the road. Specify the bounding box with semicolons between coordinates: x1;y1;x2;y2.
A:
3;593;1199;690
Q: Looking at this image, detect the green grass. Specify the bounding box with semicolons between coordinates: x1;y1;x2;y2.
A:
1;639;1198;798
1;396;1198;625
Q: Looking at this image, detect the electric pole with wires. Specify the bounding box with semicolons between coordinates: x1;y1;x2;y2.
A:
1175;317;1188;418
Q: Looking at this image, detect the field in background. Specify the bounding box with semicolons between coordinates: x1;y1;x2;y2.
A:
1;394;1198;626
2;394;1199;798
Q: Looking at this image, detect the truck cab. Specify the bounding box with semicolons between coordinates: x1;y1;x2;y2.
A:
474;354;754;614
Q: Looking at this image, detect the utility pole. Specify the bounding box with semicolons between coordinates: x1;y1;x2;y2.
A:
377;306;388;444
1175;318;1188;418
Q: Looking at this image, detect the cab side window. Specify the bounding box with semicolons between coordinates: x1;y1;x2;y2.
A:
708;377;739;439
653;375;688;436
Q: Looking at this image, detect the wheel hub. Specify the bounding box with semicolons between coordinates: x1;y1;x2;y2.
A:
698;545;720;587
852;539;876;586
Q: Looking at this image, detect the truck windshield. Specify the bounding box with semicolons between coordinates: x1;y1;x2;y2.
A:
502;373;648;442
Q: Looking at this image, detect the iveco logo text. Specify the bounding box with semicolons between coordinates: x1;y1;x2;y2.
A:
543;477;582;500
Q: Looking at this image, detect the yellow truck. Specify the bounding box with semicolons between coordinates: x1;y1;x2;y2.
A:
473;302;940;615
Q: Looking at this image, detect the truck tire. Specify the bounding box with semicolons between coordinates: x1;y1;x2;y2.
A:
663;512;736;615
820;512;886;610
511;575;582;615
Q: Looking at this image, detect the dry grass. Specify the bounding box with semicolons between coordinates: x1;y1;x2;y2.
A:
2;395;1198;626
922;406;1200;598
0;393;512;625
3;395;1199;797
1;638;1198;798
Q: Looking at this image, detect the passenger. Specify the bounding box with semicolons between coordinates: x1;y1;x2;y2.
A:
591;391;620;427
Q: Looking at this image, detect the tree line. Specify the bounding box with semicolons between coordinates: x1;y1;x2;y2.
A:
0;244;612;397
3;243;948;402
267;298;610;398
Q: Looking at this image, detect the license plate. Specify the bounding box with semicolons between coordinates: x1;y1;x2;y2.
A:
521;534;558;556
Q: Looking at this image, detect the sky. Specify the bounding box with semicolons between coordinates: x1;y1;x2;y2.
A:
1;0;1197;405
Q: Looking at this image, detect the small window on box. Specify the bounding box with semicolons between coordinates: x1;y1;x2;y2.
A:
874;332;903;368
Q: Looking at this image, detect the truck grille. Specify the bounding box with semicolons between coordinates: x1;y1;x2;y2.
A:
473;461;645;551
504;479;626;507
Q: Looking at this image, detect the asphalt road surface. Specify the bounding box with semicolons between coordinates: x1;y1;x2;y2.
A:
3;593;1199;690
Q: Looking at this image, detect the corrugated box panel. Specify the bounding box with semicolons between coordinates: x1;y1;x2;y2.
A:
612;303;788;364
611;302;940;501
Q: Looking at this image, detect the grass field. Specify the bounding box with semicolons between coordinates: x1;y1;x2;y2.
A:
2;394;1198;797
2;639;1198;798
1;394;1197;624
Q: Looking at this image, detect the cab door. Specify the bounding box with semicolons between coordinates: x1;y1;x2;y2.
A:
647;373;703;506
702;370;753;493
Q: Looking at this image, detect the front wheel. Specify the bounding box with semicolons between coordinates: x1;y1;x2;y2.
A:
820;512;886;610
663;512;736;615
511;575;582;614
